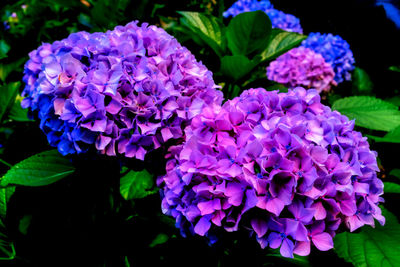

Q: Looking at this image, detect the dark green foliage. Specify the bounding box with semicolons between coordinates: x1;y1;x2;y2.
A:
334;208;400;267
120;169;158;200
0;150;75;187
226;11;272;55
332;96;400;131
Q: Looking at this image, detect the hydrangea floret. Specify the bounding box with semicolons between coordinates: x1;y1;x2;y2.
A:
21;21;223;158
301;33;355;84
266;47;336;93
223;0;303;34
158;87;384;258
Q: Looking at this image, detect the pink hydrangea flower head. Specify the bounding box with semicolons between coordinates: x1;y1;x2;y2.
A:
267;47;336;93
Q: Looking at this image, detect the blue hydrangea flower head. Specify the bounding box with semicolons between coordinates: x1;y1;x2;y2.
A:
263;8;303;34
301;33;355;84
223;0;274;17
223;0;303;34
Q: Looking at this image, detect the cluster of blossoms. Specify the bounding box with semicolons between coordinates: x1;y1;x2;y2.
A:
22;21;222;158
301;33;355;84
223;0;303;34
158;87;384;258
266;47;336;93
3;12;17;30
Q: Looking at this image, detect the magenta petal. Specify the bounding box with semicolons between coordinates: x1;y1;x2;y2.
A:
194;216;211;236
225;183;244;206
311;146;328;163
95;135;111;150
294;241;311;256
44;60;62;78
266;197;285;216
225;164;242;177
268;232;282;249
275;128;291;146
53;98;65;115
75;98;96;117
312;233;333;251
305;121;323;144
374;212;385;226
256;237;268;249
280;238;294;258
353;181;369;194
251;218;268;238
135;146;147;161
188;99;204;119
345;215;364;232
211;210;225;226
286;219;308;241
197;201;215;216
186;205;201;222
246;140;263;158
340;199;357;216
312;202;326;220
161;127;174;142
229;111;244;125
244;189;258;211
300;208;315;223
106;99;122;114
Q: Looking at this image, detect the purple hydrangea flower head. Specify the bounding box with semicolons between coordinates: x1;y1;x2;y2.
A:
22;21;223;158
301;33;355;84
223;0;303;34
158;87;384;258
267;47;336;93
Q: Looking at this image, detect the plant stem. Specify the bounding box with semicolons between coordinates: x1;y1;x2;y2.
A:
0;158;12;168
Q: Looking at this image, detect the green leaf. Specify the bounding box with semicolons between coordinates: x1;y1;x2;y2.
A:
385;96;400;107
267;251;311;267
389;169;400;179
0;82;20;123
178;11;225;57
352;67;373;95
149;233;169;248
18;214;32;235
0;229;15;260
0;187;15;218
261;29;306;61
367;126;400;143
120;169;157;200
78;13;93;28
44;18;69;29
0;40;10;60
332;96;400;131
384;182;400;194
226;11;272;56
389;65;400;72
220;55;259;81
334;208;400;267
124;255;131;267
8;94;31;122
265;83;289;93
0;58;26;83
0;150;75;187
0;216;15;260
0;64;15;83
